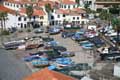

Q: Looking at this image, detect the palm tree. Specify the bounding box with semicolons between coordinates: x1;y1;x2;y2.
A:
2;12;7;30
0;11;7;30
112;18;120;46
26;5;33;28
0;11;4;31
99;9;113;23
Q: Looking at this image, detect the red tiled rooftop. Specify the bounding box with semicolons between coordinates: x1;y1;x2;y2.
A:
62;0;76;4
72;8;86;13
56;9;69;14
23;68;77;80
0;5;16;14
19;8;46;16
6;0;37;4
38;0;55;9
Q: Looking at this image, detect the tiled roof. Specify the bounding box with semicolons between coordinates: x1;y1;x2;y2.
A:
62;0;76;4
0;5;16;14
56;9;69;14
72;8;86;13
23;68;77;80
19;8;46;16
38;0;55;9
6;0;37;4
56;8;86;15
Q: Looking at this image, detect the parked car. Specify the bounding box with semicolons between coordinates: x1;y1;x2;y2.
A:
61;32;75;38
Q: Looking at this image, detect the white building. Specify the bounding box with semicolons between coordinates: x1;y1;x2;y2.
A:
49;8;88;25
60;0;82;10
114;63;120;78
0;5;48;29
3;0;38;11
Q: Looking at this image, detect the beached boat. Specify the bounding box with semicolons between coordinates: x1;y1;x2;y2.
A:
32;60;49;67
3;40;25;50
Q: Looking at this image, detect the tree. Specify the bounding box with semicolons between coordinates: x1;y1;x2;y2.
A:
45;3;52;13
99;9;113;22
0;11;7;30
0;11;4;31
2;11;7;30
109;5;120;15
26;5;33;28
112;18;120;46
75;0;80;7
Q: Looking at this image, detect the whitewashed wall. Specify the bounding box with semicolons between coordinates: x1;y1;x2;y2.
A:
114;64;120;78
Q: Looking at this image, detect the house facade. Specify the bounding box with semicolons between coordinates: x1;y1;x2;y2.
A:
0;0;89;29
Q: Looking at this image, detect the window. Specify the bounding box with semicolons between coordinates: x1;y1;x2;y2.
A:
24;24;27;28
63;14;65;17
33;16;36;20
18;17;21;21
21;4;23;8
73;5;76;8
8;3;9;6
21;23;23;28
24;17;26;21
77;17;79;20
51;16;54;19
5;2;7;5
68;5;70;8
64;5;66;8
40;16;44;19
57;15;60;18
89;1;92;4
11;3;12;6
16;5;19;8
73;17;75;20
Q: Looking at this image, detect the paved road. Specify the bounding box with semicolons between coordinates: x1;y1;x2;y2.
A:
0;48;31;80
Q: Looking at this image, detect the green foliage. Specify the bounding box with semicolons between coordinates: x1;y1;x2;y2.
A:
18;29;23;33
0;11;8;29
84;2;90;9
112;18;120;31
45;3;52;13
75;0;80;6
26;29;31;32
99;9;112;21
26;5;33;19
1;30;10;35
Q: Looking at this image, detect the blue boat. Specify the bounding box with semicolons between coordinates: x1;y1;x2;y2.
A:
32;60;49;67
23;55;41;62
55;58;73;67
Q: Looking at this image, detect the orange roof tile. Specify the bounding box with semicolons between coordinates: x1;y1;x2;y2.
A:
56;9;69;14
23;68;77;80
38;0;55;9
62;0;76;4
19;8;46;16
72;8;86;13
0;5;16;14
6;0;37;4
